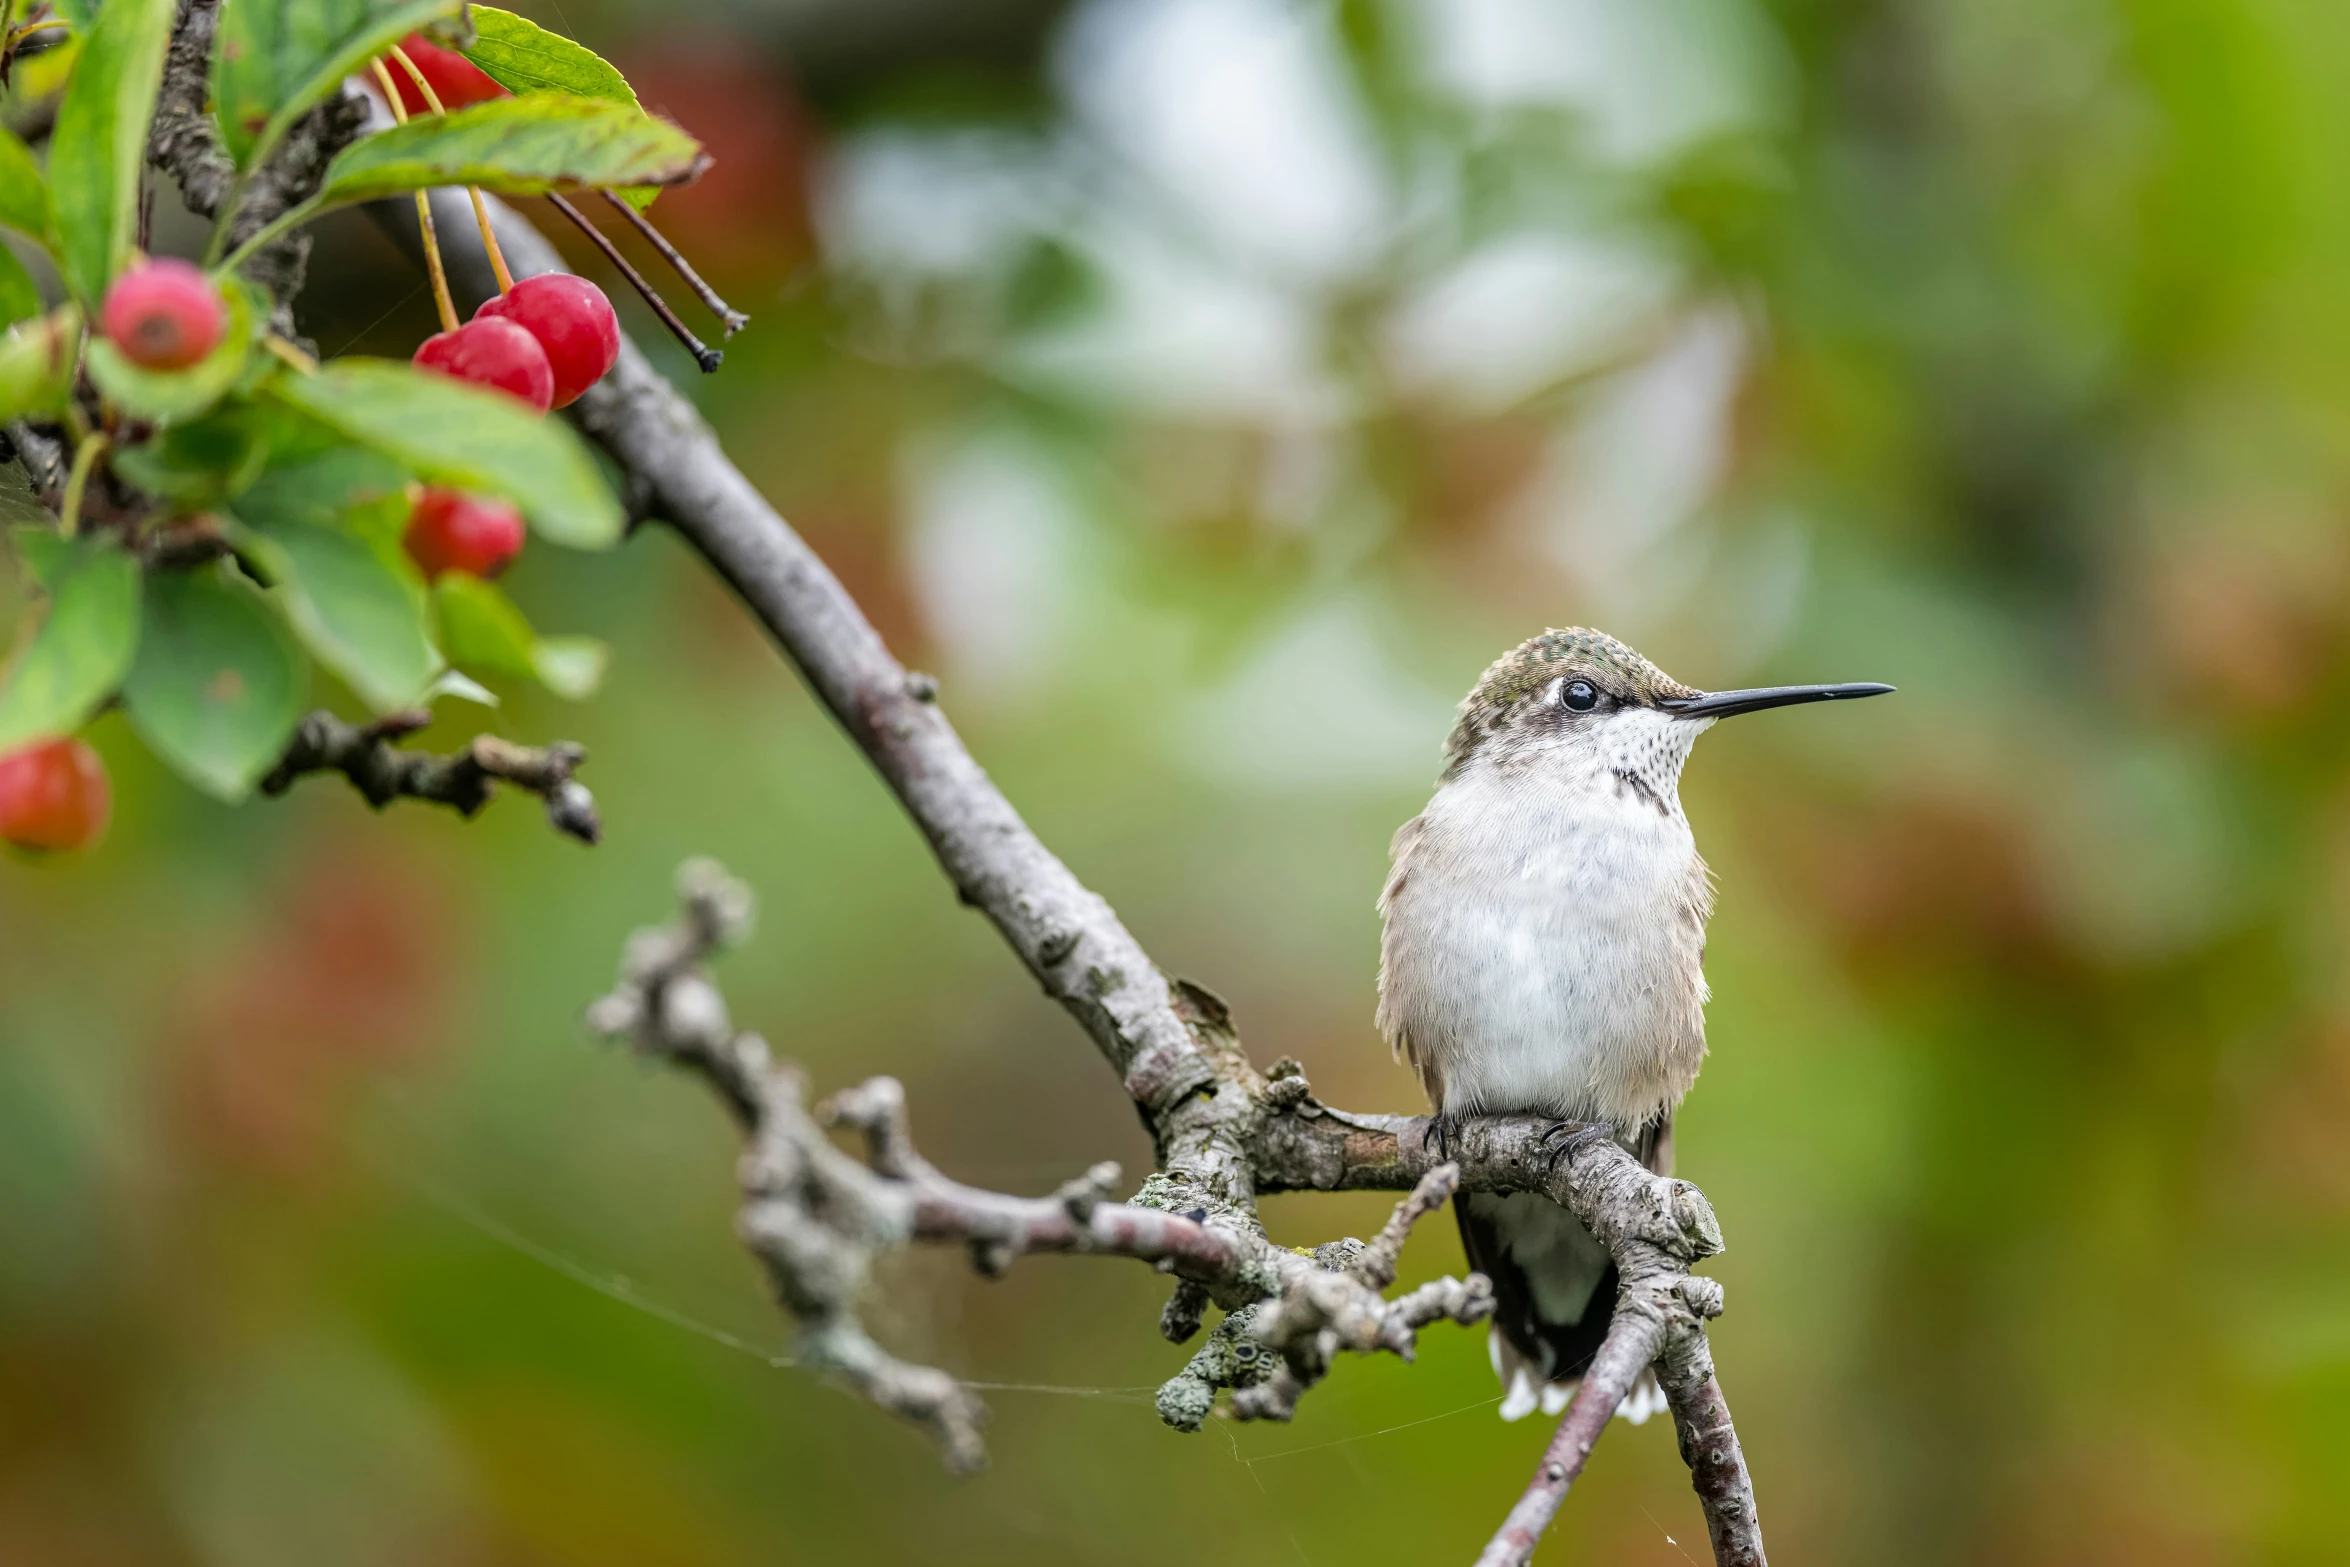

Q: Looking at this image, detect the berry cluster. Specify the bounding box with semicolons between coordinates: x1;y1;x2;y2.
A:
413;272;621;415
9;27;737;859
97;258;554;586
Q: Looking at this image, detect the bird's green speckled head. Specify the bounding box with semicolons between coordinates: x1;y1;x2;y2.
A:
1441;627;1895;776
1444;629;1697;770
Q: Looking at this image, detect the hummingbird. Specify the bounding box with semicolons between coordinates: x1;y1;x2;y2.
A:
1376;628;1891;1422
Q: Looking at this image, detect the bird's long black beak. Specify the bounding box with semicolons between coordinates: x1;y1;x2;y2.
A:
1660;682;1895;720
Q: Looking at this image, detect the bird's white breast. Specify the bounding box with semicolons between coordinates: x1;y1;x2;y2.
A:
1376;716;1714;1131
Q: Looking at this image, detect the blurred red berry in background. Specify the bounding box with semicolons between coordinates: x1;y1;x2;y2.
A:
0;737;111;853
99;258;224;371
167;841;461;1172
386;33;508;114
403;486;526;580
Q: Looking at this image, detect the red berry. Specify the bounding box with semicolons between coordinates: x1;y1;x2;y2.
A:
99;258;224;371
475;275;619;409
0;737;111;853
388;34;508;115
412;316;554;413
404;487;525;580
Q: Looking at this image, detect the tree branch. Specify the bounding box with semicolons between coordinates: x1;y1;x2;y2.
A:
586;861;1492;1470
261;709;600;843
149;0;368;337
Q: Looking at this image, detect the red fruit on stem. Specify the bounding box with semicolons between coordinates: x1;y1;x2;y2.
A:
99;258;225;371
412;316;554;413
388;33;508;114
404;487;525;581
0;737;111;853
475;274;620;409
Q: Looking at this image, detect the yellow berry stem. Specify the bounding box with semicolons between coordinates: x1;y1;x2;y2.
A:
262;333;318;373
59;432;107;540
386;44;514;294
370;57;458;333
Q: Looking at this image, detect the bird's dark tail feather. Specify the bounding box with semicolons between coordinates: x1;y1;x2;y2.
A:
1455;1116;1672;1423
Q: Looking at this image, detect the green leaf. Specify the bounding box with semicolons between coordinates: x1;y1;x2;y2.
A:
237;517;440;712
7;525;74;586
266;359;622;548
121;564;304;800
0;305;82;422
111;402;275;505
48;0;93;29
462;8;637;106
48;0;176;304
84;276;258;425
214;0;464;170
434;575;605;699
0;124;58;251
460;9;666;208
313;95;702;209
432;571;532;675
0;464;58;535
0;537;140;751
0;243;40;330
531;635;607;699
235;442;412;545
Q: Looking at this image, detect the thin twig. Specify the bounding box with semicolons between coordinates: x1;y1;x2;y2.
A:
545;193;720;372
1476;1311;1668;1566
586;862;1490;1469
260;709;600;843
597;190;746;335
1660;1362;1767;1564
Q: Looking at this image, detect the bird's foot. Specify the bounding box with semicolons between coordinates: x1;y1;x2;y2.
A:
1429;1110;1463;1164
1538;1119;1615;1175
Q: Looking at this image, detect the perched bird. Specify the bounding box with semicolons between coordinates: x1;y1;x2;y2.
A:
1376;628;1890;1422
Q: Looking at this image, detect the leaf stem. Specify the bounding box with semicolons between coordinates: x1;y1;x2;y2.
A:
59;431;108;539
545;193;721;373
200;169;254;268
384;45;514;296
596;191;746;336
211;197;320;281
368;56;458;333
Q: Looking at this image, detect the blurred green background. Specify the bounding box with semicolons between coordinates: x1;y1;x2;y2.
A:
7;0;2350;1560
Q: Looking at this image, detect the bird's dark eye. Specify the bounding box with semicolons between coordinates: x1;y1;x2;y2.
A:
1563;680;1598;711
